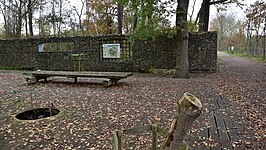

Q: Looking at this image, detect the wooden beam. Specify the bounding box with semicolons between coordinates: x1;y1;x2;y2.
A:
123;125;151;134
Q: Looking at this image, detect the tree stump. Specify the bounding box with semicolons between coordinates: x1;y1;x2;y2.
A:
164;92;202;150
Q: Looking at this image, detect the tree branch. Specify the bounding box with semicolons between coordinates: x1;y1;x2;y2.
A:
210;0;230;5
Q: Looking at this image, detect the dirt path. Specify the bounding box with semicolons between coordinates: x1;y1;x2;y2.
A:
216;51;265;112
218;51;266;68
213;51;266;148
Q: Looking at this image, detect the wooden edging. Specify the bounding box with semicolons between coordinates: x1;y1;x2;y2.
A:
114;124;167;150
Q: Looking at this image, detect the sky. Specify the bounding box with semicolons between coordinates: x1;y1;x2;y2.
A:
208;0;258;19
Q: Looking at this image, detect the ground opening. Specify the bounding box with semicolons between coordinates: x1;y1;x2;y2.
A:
15;108;60;120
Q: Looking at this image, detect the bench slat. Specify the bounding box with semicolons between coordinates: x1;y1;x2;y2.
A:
23;71;132;86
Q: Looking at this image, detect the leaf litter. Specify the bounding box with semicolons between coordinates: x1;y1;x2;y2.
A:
0;54;265;150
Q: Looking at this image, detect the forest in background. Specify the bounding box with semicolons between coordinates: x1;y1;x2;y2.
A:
0;0;265;59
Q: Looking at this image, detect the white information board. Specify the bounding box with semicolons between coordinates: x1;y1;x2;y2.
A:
102;44;121;58
38;43;44;52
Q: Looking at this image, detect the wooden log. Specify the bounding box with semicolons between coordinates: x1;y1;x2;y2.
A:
163;92;202;150
123;125;151;134
152;124;158;150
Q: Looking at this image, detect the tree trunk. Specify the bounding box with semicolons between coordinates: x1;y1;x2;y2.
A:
28;0;34;36
24;7;28;37
255;30;259;55
58;0;62;35
175;0;189;78
15;0;23;38
164;93;202;150
52;0;56;35
0;3;8;38
117;3;123;34
28;11;33;36
198;0;210;32
133;13;138;30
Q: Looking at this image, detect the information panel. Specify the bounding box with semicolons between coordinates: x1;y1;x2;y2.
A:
102;44;121;58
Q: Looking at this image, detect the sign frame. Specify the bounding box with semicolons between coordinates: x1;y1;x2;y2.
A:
102;44;121;59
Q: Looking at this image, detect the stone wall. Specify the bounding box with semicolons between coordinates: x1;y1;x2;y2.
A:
0;32;217;72
188;32;217;71
0;35;133;72
0;38;37;69
133;32;217;72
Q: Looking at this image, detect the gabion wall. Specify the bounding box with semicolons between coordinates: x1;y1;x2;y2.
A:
133;32;217;72
0;32;217;72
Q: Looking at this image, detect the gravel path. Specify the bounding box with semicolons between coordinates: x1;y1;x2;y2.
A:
0;52;265;149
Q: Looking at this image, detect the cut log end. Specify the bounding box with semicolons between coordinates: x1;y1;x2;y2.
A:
179;92;202;112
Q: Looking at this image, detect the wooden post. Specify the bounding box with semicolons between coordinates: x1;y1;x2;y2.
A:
114;130;122;150
152;124;158;150
164;92;202;150
78;60;81;71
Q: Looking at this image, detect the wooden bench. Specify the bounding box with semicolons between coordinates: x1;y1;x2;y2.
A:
23;71;133;86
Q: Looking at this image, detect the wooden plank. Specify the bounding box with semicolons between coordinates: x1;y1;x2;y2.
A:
23;71;133;85
181;115;209;149
123;125;151;134
215;112;232;149
196;118;210;149
29;71;132;79
223;115;240;148
208;113;222;150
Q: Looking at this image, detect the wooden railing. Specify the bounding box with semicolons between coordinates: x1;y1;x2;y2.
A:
114;124;167;150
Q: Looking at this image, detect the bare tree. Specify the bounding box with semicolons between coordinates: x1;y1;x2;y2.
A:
73;0;85;34
246;0;266;55
196;0;243;32
0;0;28;38
0;0;9;37
210;11;245;51
26;0;39;36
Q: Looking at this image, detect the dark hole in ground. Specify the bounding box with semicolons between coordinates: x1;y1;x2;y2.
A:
15;108;60;120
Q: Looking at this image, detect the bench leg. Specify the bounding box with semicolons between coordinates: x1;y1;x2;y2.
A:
35;77;47;82
103;79;119;86
25;76;36;84
103;80;111;86
111;79;118;85
74;77;78;83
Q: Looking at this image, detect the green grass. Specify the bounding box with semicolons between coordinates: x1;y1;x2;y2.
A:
222;50;266;63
